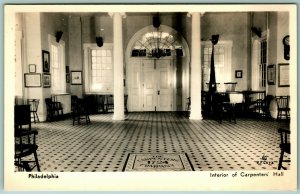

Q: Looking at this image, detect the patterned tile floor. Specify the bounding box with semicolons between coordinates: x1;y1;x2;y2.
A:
25;112;290;172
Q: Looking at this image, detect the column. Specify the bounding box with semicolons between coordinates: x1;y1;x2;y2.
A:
110;12;126;120
188;12;202;120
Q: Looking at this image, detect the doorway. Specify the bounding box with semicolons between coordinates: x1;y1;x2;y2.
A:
125;25;191;112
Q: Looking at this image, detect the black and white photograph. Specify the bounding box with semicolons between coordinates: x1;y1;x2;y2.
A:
43;73;51;88
42;50;50;72
4;4;297;191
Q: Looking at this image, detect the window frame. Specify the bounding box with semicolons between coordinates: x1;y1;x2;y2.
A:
251;30;268;91
260;37;267;88
201;41;233;91
48;34;66;94
83;43;114;94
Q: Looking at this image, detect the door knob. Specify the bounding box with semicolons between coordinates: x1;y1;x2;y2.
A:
157;90;160;95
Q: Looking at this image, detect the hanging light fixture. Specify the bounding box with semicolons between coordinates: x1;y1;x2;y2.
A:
131;13;183;58
95;17;104;47
151;13;168;59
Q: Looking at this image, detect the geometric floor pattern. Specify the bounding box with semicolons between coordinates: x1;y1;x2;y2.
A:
25;112;290;172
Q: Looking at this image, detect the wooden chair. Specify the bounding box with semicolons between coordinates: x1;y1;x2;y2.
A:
275;96;290;120
253;92;266;115
45;98;54;121
96;95;106;113
14;105;40;171
278;128;290;170
71;95;78;113
45;98;64;121
15;129;40;171
72;98;91;125
255;95;273;118
105;95;114;112
53;100;64;119
14;105;31;131
220;92;244;123
27;99;40;123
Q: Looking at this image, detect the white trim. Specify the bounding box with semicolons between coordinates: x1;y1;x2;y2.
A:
48;34;66;93
251;37;260;91
251;29;269;91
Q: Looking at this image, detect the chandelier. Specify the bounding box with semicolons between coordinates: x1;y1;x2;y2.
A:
131;14;183;59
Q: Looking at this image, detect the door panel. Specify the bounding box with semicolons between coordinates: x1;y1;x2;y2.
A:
143;60;157;111
128;59;141;111
157;59;172;111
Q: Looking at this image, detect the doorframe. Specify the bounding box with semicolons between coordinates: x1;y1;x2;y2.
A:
125;25;190;112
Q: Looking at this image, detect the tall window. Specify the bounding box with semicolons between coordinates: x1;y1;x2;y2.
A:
49;35;66;93
90;48;113;92
83;44;114;93
203;46;225;89
251;30;268;91
260;39;267;88
202;41;232;91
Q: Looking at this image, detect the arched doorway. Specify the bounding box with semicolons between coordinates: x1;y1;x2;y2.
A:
125;25;190;112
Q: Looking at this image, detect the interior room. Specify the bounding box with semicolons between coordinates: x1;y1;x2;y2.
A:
11;8;293;173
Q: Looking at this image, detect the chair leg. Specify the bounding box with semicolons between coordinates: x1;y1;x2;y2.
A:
232;104;236;124
35;112;39;122
34;151;41;171
16;158;22;171
34;112;39;123
86;115;90;125
278;150;284;170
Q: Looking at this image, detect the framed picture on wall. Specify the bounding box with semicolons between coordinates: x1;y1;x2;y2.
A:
24;73;41;87
43;73;51;88
278;63;289;87
42;50;50;72
29;64;36;73
235;70;242;78
267;64;276;85
71;71;82;85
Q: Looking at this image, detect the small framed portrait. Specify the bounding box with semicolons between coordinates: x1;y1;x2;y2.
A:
43;73;51;88
42;50;50;72
24;73;41;87
29;64;36;73
235;70;243;78
71;71;82;85
267;64;276;85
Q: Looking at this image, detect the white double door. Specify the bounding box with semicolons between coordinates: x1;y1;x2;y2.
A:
142;59;173;111
128;58;173;112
